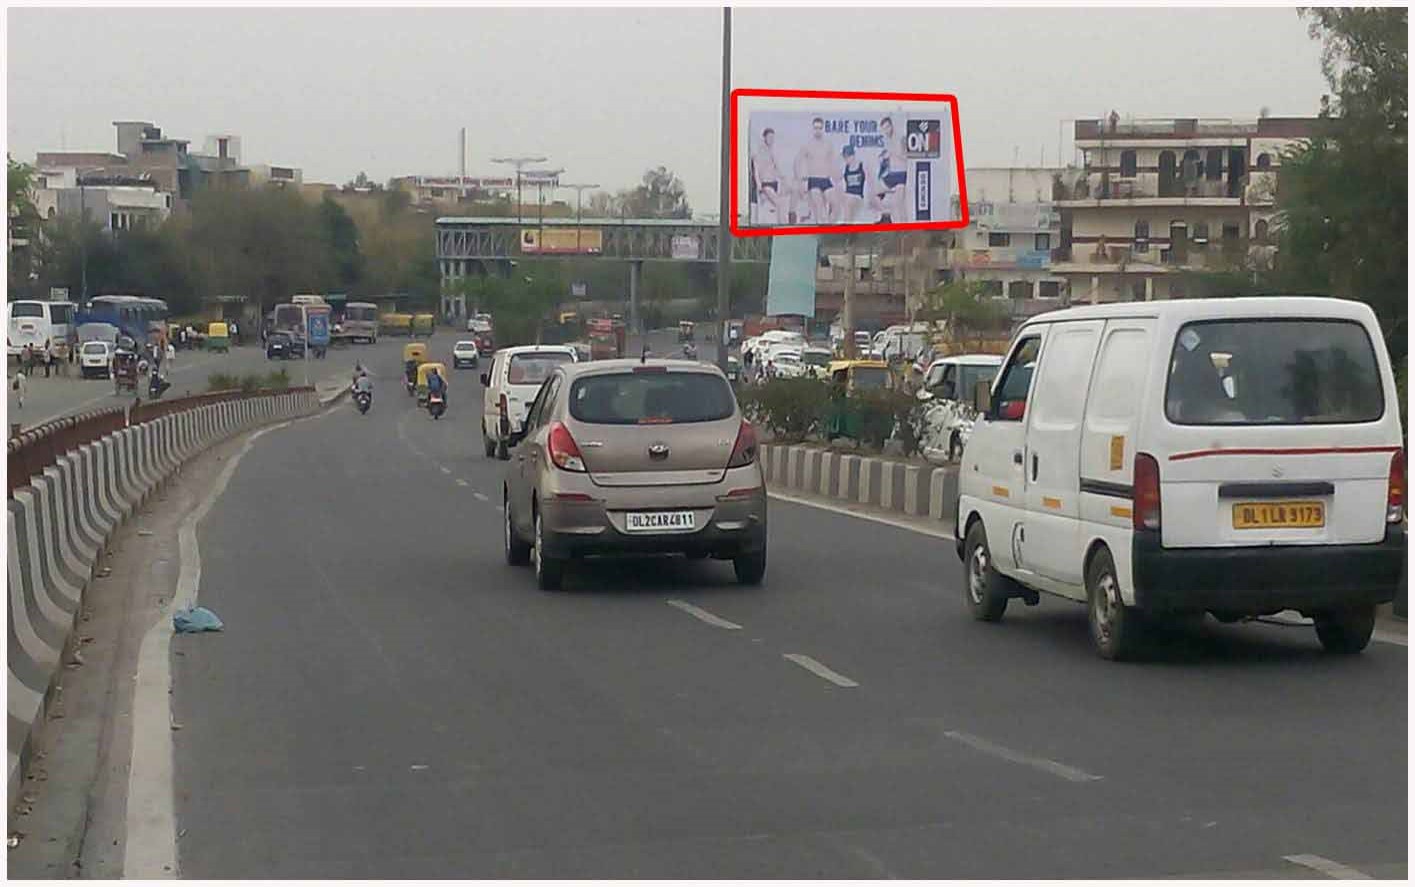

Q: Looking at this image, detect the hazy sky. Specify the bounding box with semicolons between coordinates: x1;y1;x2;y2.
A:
7;6;1329;213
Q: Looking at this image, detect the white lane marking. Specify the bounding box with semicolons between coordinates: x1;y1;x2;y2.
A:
667;599;742;630
942;729;1103;783
126;416;300;878
783;653;859;688
439;466;451;475
1373;627;1407;647
767;490;955;540
455;479;469;487
472;492;489;502
1283;854;1373;879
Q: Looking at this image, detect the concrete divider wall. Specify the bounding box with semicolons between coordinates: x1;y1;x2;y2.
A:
761;444;959;531
7;390;319;805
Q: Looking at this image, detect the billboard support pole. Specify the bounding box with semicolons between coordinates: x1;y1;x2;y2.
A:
843;234;856;359
715;5;732;372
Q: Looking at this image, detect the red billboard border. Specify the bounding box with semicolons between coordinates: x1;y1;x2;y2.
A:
730;88;970;238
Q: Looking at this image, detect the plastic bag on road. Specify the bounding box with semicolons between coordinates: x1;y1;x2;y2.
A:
173;606;224;633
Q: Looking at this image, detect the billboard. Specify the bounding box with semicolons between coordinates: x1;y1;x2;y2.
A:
520;228;603;255
671;235;701;260
732;89;968;237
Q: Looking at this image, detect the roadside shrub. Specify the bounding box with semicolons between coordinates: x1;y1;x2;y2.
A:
208;372;240;392
264;368;291;391
832;388;927;456
737;378;831;442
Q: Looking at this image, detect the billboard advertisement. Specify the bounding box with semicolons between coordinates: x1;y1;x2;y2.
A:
520;228;603;255
732;89;968;237
671;235;701;260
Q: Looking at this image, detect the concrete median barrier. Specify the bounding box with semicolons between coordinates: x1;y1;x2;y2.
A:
7;388;319;806
761;443;959;531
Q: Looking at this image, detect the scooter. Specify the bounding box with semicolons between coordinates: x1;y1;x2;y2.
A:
427;391;446;420
354;390;372;415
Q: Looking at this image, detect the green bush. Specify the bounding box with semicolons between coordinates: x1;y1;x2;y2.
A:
737;378;832;442
208;372;240;392
264;368;291;391
841;388;926;455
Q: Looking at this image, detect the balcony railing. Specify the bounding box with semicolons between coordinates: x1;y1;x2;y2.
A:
1056;174;1248;201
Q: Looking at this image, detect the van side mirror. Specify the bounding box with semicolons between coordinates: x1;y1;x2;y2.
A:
972;379;992;415
479;372;490;387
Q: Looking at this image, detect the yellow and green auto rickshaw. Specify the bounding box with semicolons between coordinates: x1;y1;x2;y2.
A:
402;342;428;394
825;359;895;441
415;361;448;405
411;313;436;338
206;321;230;353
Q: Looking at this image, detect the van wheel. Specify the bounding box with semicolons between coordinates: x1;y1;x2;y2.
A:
504;494;530;566
496;439;509;461
483;424;497;458
533;509;565;591
949;433;964;462
1086;547;1143;660
963;521;1009;622
1313;606;1375;654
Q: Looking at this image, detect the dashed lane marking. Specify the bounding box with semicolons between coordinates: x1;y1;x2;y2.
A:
456;479;469;487
942;729;1103;783
473;492;489;502
1283;855;1373;879
439;466;451;475
782;653;859;688
666;599;742;630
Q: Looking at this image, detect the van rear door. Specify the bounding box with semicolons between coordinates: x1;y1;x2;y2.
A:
1157;317;1396;549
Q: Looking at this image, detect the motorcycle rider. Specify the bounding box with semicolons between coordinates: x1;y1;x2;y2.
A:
426;366;447;399
682;343;698;360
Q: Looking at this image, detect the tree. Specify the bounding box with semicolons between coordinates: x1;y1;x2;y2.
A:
619;166;692;219
318;197;364;290
8;155;42;295
1275;8;1408;362
916;280;1009;345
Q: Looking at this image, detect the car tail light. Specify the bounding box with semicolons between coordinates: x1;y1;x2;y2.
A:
1388;449;1405;524
716;486;761;502
547;421;586;472
727;421;757;468
1133;453;1161;532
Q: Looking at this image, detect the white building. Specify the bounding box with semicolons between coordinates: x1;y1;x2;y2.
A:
1051;115;1317;303
947;167;1065;306
52;184;172;232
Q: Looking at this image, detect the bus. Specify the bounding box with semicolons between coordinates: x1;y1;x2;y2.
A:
78;296;169;348
8;299;81;359
340;301;379;344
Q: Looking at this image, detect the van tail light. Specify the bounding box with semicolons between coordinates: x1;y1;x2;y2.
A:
1388;449;1405;524
547;421;586;472
498;393;509;419
1133;452;1161;532
727;420;758;468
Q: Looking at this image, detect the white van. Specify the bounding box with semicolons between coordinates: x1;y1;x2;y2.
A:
955;297;1404;659
481;345;579;459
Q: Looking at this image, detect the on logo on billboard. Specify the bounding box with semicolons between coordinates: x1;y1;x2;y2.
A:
905;119;942;158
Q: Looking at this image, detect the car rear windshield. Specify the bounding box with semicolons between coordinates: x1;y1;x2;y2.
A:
569;372;736;425
508;352;573;385
82;343;108;355
11;303;43;318
1165;319;1384;426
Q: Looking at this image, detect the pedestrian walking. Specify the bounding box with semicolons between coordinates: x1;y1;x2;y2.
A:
43;344;53;378
165;340;176;369
21;344;34;376
13;369;26;409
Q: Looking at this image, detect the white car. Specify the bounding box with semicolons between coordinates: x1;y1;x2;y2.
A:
956;297;1405;660
918;354;1005;462
768;350;806;378
452;340;480;369
79;340;113;379
480;345;579;459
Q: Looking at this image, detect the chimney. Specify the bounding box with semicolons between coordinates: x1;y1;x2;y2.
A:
459;127;467;195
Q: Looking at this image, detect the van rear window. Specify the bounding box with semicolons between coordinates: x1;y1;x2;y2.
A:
1165;319;1384;426
508;352;573;385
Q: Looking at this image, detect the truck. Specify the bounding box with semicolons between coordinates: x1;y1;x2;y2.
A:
587;317;625;360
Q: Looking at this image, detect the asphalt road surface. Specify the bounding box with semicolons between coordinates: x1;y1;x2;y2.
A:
166;337;1407;878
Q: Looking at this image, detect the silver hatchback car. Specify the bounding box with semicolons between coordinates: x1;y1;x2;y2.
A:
503;359;767;590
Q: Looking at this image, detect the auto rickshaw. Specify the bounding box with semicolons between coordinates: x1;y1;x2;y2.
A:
678;320;695;343
415;361;448;406
112;350;140;395
403;342;428;394
207;321;230;353
825;359;895;441
411;313;435;338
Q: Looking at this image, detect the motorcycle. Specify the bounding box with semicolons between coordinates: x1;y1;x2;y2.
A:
427;390;446;420
354;390;372;415
148;372;171;400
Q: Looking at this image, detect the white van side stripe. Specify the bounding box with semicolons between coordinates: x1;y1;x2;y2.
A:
1170;445;1400;462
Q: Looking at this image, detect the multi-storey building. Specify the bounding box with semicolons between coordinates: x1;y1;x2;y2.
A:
1051;115;1318;303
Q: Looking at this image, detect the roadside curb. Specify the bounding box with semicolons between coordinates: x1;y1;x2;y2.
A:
761;442;958;530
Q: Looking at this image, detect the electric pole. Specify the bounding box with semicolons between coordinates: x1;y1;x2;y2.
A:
715;5;732;372
491;155;547;225
561;183;599;253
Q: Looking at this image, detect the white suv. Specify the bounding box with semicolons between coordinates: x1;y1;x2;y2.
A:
480;345;579;459
80;341;113;379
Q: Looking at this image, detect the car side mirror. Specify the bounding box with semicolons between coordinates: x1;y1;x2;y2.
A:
972;379;992;415
479;373;490;387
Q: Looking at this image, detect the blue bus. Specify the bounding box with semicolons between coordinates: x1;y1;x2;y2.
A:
77;296;169;347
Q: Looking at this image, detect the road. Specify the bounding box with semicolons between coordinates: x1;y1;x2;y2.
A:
156;335;1406;878
5;338;420;431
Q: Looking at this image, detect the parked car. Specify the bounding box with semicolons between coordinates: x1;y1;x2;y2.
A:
79;340;113;379
481;345;579;459
956;297;1405;660
502;358;767;590
452;340;480;369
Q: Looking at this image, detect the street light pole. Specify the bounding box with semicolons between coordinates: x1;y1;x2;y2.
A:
491;155;547;226
561;183;600;254
715;5;732;373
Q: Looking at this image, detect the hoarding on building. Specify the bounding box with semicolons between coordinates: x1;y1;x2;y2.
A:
519;228;603;255
732;89;967;237
671;235;701;260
